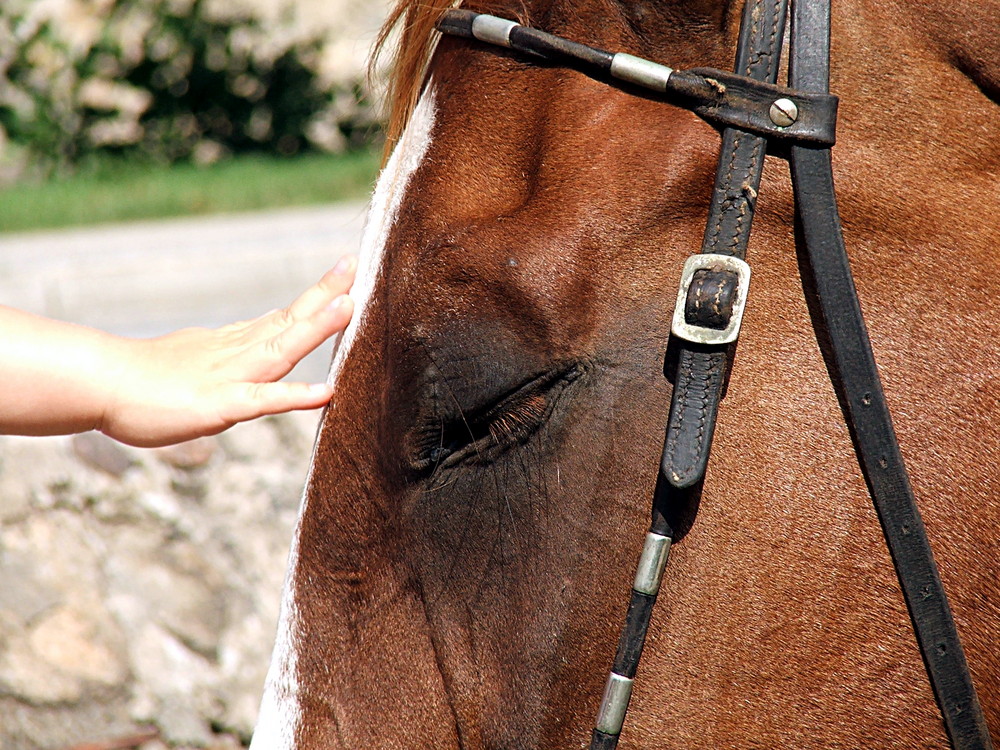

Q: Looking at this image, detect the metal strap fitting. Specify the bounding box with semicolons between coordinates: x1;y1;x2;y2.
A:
471;14;518;47
670;253;752;345
594;672;634;736
632;532;672;596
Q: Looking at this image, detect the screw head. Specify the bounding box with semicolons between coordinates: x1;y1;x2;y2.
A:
769;97;799;127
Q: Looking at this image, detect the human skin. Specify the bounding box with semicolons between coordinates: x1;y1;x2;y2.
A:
0;255;356;447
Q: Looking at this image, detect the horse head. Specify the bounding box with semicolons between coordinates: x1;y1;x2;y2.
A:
252;0;1000;747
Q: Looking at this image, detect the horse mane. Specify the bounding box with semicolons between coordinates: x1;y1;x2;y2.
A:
372;0;462;157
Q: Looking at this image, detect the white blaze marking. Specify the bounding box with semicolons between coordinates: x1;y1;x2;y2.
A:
327;86;439;391
250;87;438;750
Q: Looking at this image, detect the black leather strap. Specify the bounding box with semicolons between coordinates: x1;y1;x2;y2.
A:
788;2;993;748
437;8;836;145
660;0;787;489
792;147;994;750
669;68;837;145
660;346;727;488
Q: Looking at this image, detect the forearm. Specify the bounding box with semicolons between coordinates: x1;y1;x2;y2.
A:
0;306;128;437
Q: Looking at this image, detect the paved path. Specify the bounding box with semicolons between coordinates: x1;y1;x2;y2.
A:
0;202;369;383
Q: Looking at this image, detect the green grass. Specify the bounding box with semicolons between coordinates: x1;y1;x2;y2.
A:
0;149;382;234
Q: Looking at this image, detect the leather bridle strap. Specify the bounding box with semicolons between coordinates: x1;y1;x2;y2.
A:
597;4;792;739
435;2;993;748
436;9;836;146
787;2;994;748
659;0;788;488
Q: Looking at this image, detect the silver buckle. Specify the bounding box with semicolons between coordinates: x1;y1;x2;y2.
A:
670;253;752;346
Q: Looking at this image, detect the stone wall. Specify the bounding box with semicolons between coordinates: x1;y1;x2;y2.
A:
0;411;325;750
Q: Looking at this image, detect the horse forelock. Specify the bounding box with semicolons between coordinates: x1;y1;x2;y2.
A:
375;0;543;156
374;0;461;155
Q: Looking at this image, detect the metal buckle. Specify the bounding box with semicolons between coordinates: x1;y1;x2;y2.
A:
670;253;752;346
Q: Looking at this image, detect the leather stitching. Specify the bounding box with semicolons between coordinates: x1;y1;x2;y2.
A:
726;137;761;254
744;0;763;75
664;355;690;469
691;359;713;473
706;132;743;253
744;0;782;77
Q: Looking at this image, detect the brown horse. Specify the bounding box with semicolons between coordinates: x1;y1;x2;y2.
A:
251;0;1000;747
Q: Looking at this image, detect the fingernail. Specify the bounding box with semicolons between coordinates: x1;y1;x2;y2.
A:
333;255;357;275
309;383;332;396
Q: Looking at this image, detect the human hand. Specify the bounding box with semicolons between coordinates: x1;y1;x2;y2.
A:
98;256;356;447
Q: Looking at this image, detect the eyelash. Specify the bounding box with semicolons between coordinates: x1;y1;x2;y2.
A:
411;363;586;474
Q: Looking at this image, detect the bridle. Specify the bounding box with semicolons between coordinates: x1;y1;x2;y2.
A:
435;2;994;749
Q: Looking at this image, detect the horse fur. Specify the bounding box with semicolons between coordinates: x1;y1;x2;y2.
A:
255;1;1000;747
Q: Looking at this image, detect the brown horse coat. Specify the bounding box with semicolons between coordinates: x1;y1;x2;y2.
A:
252;1;1000;747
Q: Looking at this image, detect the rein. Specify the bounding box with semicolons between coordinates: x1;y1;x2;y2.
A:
436;2;994;748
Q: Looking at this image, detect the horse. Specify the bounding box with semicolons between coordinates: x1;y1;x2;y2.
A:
250;0;1000;747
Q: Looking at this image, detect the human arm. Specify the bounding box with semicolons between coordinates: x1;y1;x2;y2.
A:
0;257;355;447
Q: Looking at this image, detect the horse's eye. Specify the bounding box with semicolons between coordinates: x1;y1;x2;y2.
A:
407;363;586;474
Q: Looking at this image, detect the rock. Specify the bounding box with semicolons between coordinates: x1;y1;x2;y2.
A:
107;553;227;660
204;734;244;750
0;511;109;608
0;696;139;750
0;358;324;748
0;603;126;705
72;432;136;477
29;606;127;686
133;490;185;526
217;417;284;463
153;438;218;470
0;436;79;521
151;695;215;748
126;624;217;746
0;549;63;625
0;640;87;704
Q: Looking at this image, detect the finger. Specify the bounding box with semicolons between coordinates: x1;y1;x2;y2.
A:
240;256;357;344
283;255;358;322
219;381;334;425
254;295;355;380
226;257;356;347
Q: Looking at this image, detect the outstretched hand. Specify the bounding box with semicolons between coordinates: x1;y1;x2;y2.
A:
100;256;357;446
0;256;356;448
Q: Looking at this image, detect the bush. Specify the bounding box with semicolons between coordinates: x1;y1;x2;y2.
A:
0;0;381;178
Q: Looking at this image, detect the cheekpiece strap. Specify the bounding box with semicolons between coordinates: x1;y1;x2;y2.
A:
659;0;789;489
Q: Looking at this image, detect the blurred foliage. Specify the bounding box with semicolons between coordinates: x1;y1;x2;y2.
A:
0;0;381;179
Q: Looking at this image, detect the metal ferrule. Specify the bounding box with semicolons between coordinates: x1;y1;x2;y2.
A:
632;532;672;596
594;672;634;736
471;14;519;48
610;53;673;91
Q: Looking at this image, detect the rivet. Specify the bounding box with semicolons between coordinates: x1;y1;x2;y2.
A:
769;97;799;127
